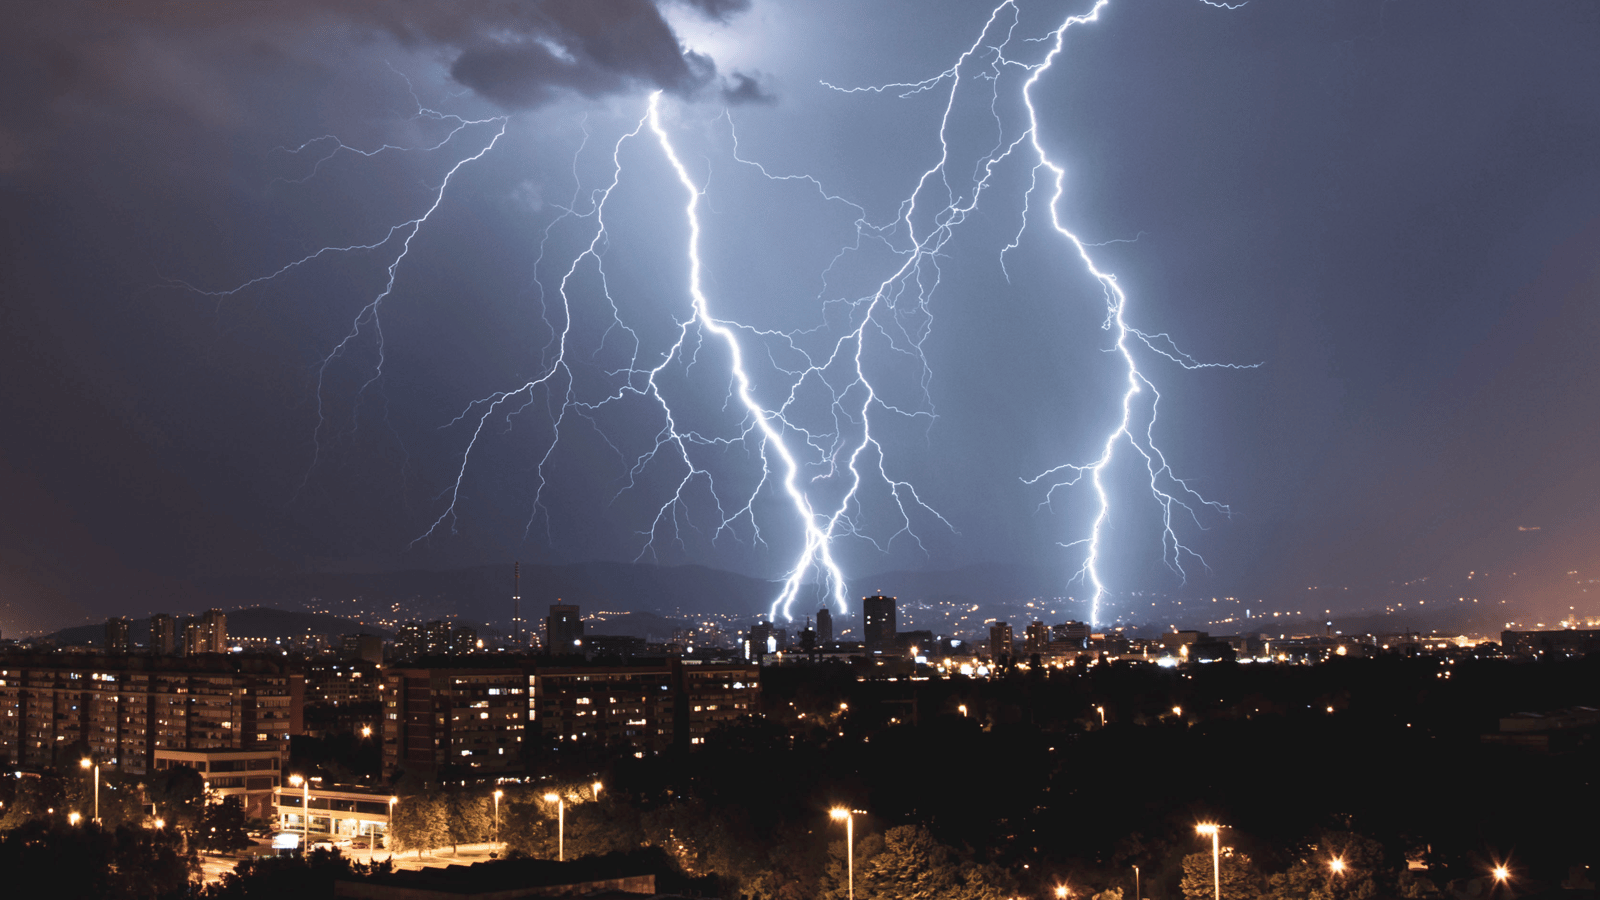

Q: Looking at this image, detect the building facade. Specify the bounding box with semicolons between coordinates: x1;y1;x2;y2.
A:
381;667;527;779
0;653;302;774
862;595;896;653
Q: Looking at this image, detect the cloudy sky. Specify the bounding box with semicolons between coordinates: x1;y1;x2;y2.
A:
2;0;1597;632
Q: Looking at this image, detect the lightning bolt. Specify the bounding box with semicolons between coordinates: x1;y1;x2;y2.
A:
819;0;1257;628
176;0;1253;633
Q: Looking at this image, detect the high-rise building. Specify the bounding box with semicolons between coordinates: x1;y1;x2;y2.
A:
989;622;1014;662
546;604;583;653
381;666;526;779
105;617;131;653
1024;621;1049;655
816;608;833;645
862;595;896;652
0;652;302;774
339;634;383;664
149;614;175;656
183;609;229;655
510;561;524;648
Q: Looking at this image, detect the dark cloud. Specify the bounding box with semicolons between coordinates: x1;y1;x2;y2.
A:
722;71;777;105
449;0;720;108
674;0;755;22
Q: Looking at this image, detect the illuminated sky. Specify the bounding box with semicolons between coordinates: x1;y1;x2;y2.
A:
2;0;1598;632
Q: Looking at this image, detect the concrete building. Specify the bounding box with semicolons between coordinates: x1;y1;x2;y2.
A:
529;661;759;754
816;608;833;645
381;667;527;780
0;652;301;775
275;782;393;845
156;747;283;818
546;605;584;654
862;595;896;653
182;609;229;655
989;622;1014;662
105;617;131;654
340;634;384;664
1502;628;1600;657
149;614;176;656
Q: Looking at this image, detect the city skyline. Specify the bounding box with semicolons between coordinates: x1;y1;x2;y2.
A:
3;1;1599;635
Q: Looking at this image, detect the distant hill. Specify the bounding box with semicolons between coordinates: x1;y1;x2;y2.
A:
193;560;1067;623
46;607;388;647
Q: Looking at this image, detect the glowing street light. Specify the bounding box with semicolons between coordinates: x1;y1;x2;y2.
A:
1330;858;1346;875
544;793;564;861
592;781;603;799
1056;887;1071;899
80;758;99;823
361;724;372;739
1133;864;1141;900
830;807;865;900
154;818;165;830
289;774;310;842
1493;867;1510;882
69;811;82;826
1097;706;1106;726
493;790;504;845
1196;823;1222;900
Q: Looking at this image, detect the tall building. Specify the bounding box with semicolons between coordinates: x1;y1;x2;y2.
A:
989;622;1014;662
1024;621;1050;655
183;609;229;655
105;617;131;653
149;614;176;656
339;634;383;664
510;561;524;648
546;604;584;653
529;661;759;754
0;652;302;774
862;595;896;652
816;608;833;645
381;666;527;779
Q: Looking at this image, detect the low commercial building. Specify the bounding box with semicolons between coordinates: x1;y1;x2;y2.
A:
275;782;393;845
155;747;283;819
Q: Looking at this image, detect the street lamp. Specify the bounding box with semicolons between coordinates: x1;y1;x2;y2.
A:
830;808;864;900
69;811;82;826
1330;858;1346;875
592;781;603;799
544;793;564;861
1133;864;1140;900
80;758;99;823
1196;823;1222;900
387;796;397;856
493;790;504;844
154;818;165;830
1097;706;1106;726
289;774;310;843
1056;887;1071;899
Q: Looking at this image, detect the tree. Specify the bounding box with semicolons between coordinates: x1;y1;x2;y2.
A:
1181;849;1262;900
198;796;251;853
148;765;206;835
821;824;1013;900
1264;833;1387;900
445;791;492;852
389;793;449;857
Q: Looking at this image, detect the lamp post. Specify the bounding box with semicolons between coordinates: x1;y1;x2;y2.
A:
493;790;504;845
69;811;82;826
1134;864;1140;900
543;793;564;861
830;808;864;900
1196;824;1222;900
1491;865;1510;898
79;758;99;823
289;774;310;844
387;796;397;858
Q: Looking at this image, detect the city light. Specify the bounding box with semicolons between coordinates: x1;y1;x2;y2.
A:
1330;858;1345;874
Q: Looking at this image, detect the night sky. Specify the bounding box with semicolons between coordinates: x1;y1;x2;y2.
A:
2;0;1598;634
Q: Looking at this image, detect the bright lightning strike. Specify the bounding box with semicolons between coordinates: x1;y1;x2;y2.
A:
175;0;1254;632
